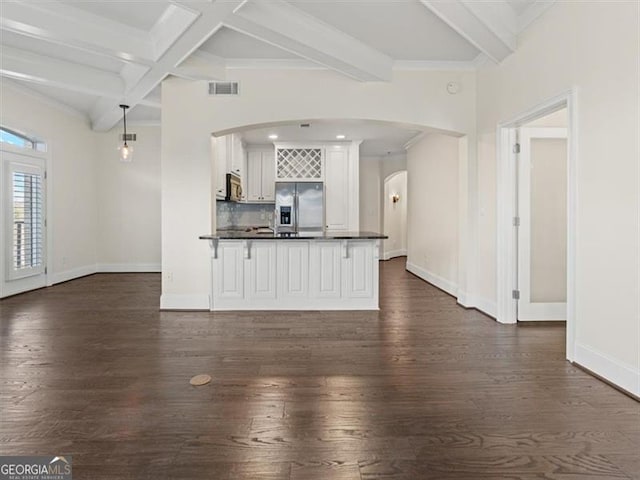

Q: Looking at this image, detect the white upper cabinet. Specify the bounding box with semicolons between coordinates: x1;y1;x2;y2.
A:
246;148;276;203
230;133;244;177
214;136;228;200
214;133;246;200
325;146;350;231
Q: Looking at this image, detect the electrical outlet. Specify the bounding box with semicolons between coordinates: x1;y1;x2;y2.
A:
260;211;266;220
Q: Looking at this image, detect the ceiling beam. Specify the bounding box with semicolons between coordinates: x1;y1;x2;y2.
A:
90;0;244;131
224;0;393;82
0;45;125;98
419;0;516;63
0;1;155;64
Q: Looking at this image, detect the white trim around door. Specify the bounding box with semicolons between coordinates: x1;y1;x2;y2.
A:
496;88;578;362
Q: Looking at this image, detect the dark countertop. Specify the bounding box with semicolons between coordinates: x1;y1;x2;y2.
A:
200;230;388;240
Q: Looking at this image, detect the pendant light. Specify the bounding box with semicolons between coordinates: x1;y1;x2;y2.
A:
118;104;133;162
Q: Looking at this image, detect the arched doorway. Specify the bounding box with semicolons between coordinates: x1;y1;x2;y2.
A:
382;170;407;260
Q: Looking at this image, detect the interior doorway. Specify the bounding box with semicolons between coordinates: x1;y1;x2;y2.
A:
382;170;407;260
496;89;576;360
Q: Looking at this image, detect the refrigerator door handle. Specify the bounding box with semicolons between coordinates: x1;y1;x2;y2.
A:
293;190;299;232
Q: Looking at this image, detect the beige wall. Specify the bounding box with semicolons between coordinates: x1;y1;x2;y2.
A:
477;2;639;393
0;82;163;296
383;171;407;259
161;70;476;307
359;156;382;232
406;133;459;293
95;126;161;270
0;82;98;286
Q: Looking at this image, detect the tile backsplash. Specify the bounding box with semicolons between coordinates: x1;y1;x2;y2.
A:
217;201;275;229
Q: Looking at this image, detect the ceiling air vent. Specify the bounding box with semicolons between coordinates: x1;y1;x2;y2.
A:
119;133;136;142
209;82;239;96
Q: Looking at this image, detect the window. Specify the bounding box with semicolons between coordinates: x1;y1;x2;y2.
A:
0;127;45;152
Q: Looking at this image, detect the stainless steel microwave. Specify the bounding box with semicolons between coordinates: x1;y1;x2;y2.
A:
226;173;243;202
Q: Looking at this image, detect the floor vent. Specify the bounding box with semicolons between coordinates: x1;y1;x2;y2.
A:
209;82;239;96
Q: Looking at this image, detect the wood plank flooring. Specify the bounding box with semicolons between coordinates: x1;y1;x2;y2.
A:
0;258;638;479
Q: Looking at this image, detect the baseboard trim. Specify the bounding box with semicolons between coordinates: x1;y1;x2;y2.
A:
97;263;161;273
458;292;497;319
160;294;210;311
574;342;640;398
406;262;457;298
51;265;98;285
383;249;407;261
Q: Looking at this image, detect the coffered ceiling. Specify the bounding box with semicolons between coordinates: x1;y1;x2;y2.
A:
0;0;552;134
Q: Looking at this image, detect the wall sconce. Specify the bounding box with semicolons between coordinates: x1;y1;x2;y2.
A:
391;194;400;204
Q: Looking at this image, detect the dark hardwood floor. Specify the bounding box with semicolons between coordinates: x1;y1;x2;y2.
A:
1;258;638;479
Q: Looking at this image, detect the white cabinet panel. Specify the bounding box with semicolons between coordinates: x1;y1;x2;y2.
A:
325;147;349;231
215;242;244;299
230;133;243;177
278;242;309;298
214;136;228;200
261;151;276;201
246;149;276;203
310;241;341;298
342;242;373;299
247;242;276;299
246;150;263;202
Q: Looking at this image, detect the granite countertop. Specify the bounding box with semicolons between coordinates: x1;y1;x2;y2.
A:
200;230;388;240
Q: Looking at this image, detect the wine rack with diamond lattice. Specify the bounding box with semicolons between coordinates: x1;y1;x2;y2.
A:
276;148;323;181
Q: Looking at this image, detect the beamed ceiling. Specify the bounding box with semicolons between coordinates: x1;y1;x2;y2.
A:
0;0;553;132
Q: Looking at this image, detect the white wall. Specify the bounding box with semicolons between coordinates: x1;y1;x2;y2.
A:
95;126;161;271
359;156;381;232
383;171;407;259
406;133;459;296
477;2;640;394
161;69;477;308
0;81;99;287
359;153;407;235
0;81;163;297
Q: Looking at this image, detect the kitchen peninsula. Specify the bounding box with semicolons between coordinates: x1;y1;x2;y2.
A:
200;231;387;310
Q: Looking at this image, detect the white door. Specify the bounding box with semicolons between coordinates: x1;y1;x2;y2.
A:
517;127;567;321
2;152;47;298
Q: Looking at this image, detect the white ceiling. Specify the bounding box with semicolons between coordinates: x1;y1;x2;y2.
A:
0;0;555;132
200;27;301;59
58;0;171;31
288;1;480;61
238;119;424;156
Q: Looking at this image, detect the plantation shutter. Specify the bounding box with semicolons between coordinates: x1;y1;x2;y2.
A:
7;162;45;280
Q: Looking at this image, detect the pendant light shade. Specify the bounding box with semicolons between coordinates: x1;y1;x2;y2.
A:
118;104;133;162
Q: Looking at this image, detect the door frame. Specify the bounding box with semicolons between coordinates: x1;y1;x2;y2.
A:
496;88;577;361
0;139;51;298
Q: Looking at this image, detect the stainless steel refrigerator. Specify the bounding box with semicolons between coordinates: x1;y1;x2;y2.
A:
275;182;324;233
